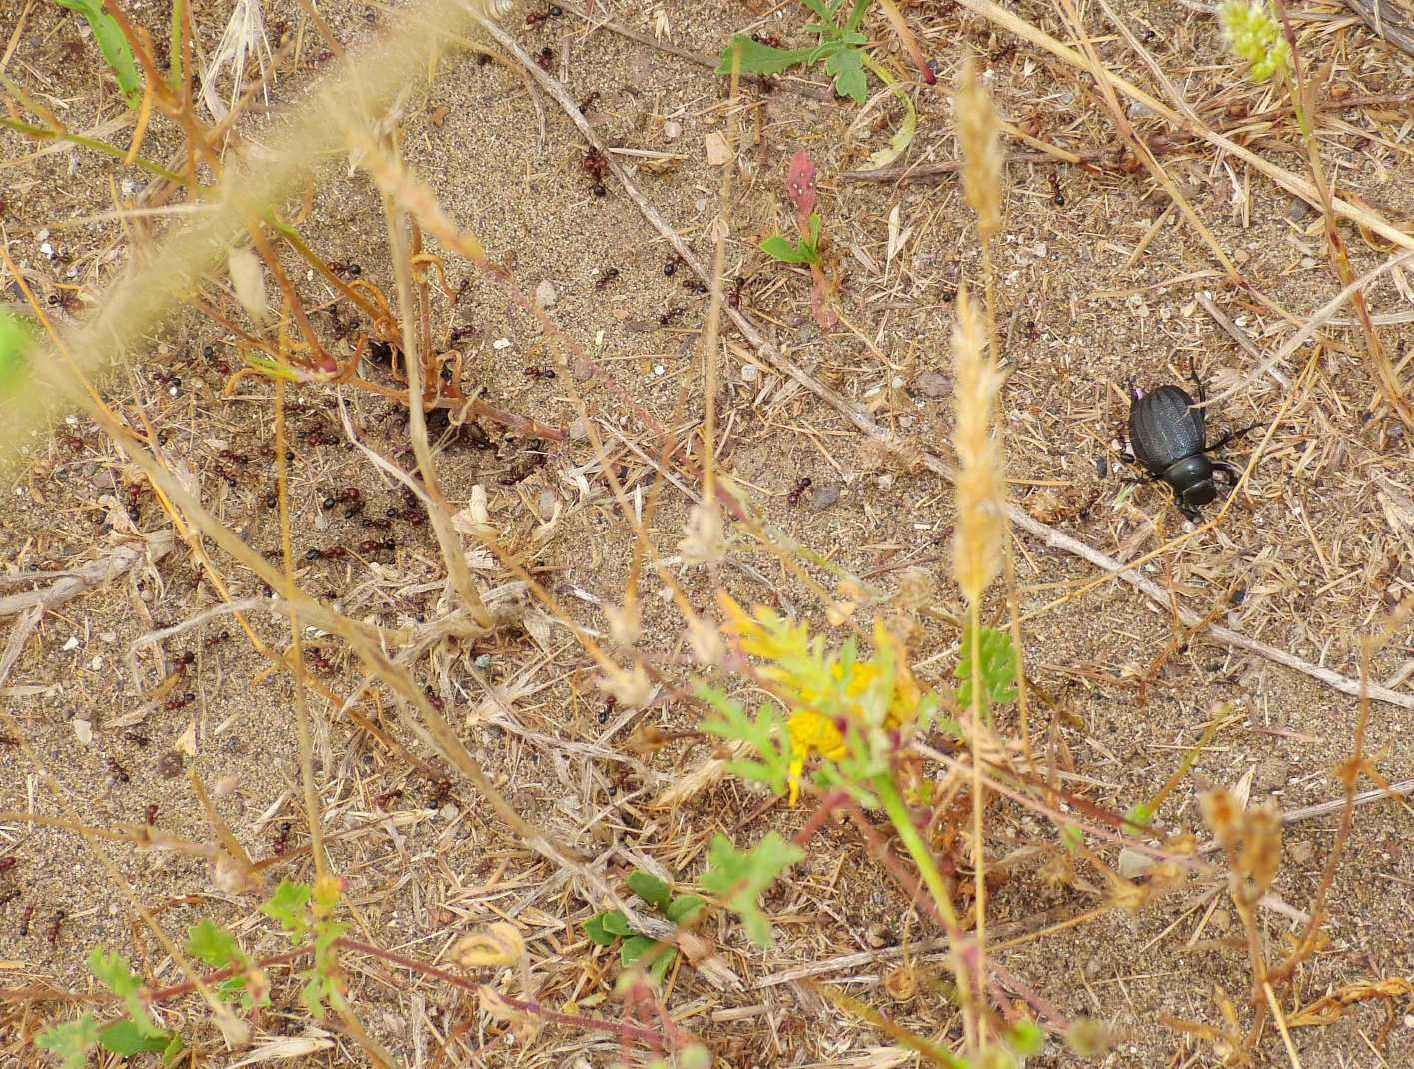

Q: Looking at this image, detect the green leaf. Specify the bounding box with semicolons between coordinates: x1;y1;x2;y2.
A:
98;1018;176;1057
262;880;312;941
1124;802;1154;834
825;46;868;104
88;948;158;1036
842;0;873;34
0;311;34;393
701;832;803;948
955;625;1018;712
665;894;706;926
715;35;814;77
760;234;812;265
600;910;634;937
35;1014;99;1069
54;0;143;107
187;920;243;969
807;212;823;248
647;944;678;986
701;690;795;794
1006;1018;1045;1057
583;911;622;946
627;870;673;912
619;933;659;967
300;970;336;1019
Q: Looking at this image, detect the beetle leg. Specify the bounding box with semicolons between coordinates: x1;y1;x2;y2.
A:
1189;355;1206;404
1212;461;1242;483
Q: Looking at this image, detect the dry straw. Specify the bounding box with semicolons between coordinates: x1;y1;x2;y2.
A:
956;56;1004;246
950;288;1005;605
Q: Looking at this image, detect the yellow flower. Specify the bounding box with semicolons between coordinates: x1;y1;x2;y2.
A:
786;709;846;806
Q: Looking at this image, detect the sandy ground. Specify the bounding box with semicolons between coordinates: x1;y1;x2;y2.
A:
2;0;1414;1065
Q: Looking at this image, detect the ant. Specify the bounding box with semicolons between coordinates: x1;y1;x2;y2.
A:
751;32;784;48
123;731;150;747
329;260;363;277
358;538;397;556
663;257;680;277
0;857;17;874
525;367;557;380
786;477;813;506
582;147;609;181
272;821;293;857
165;692;194;712
306;649;334;674
47;910;66;947
306;546;348;561
599;695;617;724
728;276;745;308
426;777;454;808
449;324;478;347
362;516;394;532
374;788;404;809
174;650;196;671
525;4;563;26
579;91;602;112
683;279;708;294
20;904;34;937
659;306;685;326
206;630;231;649
594;267;620;291
534;46;554;72
107;757;130;784
144;804;159;825
1047;171;1064;207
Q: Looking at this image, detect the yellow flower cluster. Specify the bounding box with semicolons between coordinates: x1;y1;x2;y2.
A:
720;594;922;804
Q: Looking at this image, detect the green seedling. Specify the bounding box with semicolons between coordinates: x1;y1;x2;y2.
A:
582;869;706;986
53;0;143;107
35;948;183;1068
717;0;873;103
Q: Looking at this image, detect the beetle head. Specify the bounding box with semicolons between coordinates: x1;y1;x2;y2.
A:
1164;455;1216;510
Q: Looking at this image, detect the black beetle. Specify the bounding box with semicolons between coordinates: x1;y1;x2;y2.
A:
1126;363;1253;522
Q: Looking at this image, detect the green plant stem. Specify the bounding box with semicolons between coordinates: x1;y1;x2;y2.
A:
966;600;988;1048
168;0;185;89
873;773;978;1053
0;117;184;183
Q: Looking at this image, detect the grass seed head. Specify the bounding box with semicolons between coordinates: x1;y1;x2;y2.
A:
956;56;1005;244
951;288;1005;605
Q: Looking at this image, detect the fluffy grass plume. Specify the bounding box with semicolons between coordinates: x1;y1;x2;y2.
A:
956;56;1004;244
950;289;1005;605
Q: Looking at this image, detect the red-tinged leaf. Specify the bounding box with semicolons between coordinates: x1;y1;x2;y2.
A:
785;151;817;227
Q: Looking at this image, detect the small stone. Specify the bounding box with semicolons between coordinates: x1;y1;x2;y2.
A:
1255;755;1289;793
212;774;241;798
571;357;594;381
1288;840;1315;865
1287;197;1315;222
156;750;185;779
537;489;558;518
704;131;732;166
808;484;841;511
740;363;759;383
1210;908;1233;932
865;923;895;948
1117;848;1153;880
73;718;93;746
1126;100;1155;119
568;418;589;441
663;119;683;142
913;370;952;398
440;803;460;821
535;279;558;308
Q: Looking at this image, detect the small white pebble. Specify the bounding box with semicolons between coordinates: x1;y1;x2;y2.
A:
535;279;558;308
740;363;759;382
88;656;103;670
40;242;54;258
492;337;512;351
62;636;80;651
663;119;683;141
653;364;666;376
